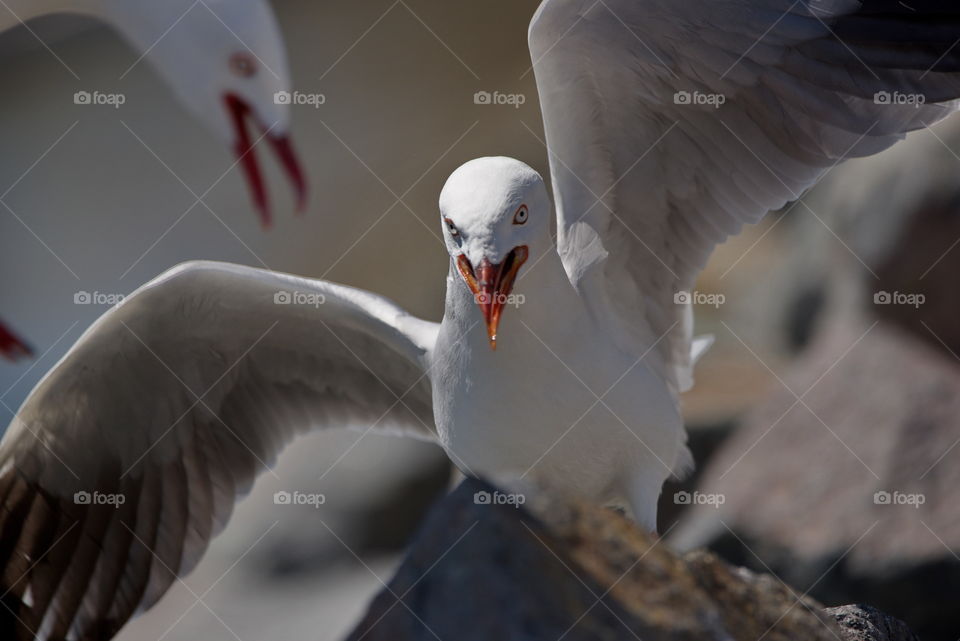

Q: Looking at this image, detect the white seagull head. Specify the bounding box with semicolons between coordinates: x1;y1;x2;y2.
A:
113;0;306;224
439;157;550;349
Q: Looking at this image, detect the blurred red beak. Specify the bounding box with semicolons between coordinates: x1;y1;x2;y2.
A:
224;93;307;228
0;320;32;362
456;246;528;350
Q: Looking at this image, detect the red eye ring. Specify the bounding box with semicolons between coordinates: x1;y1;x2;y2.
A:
513;204;528;225
229;52;258;78
444;217;460;237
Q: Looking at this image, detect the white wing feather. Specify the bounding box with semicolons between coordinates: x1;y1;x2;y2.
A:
529;0;960;392
0;261;438;640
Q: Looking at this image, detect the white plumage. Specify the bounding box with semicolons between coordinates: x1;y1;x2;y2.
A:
0;0;306;360
0;0;305;224
2;0;960;638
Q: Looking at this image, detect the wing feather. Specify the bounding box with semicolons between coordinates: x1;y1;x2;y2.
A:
529;0;960;392
0;260;439;639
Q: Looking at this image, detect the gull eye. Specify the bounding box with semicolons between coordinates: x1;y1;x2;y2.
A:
229;52;258;78
444;217;460;238
513;205;528;225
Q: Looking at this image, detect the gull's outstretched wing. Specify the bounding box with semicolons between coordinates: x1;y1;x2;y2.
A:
529;0;960;392
0;261;438;640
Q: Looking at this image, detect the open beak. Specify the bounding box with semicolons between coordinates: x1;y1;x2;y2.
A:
224;93;307;228
456;246;528;350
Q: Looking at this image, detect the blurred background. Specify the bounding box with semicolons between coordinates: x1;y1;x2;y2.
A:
0;1;956;639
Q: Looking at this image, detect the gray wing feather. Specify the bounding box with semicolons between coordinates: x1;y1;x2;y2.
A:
529;0;960;393
0;261;438;640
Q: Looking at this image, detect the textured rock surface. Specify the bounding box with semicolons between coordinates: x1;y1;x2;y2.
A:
671;320;960;640
346;478;859;641
828;605;919;641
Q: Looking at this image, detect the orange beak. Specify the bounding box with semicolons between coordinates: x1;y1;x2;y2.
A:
456;246;528;350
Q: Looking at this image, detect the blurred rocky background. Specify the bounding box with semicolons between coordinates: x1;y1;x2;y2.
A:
1;1;957;639
667;117;960;641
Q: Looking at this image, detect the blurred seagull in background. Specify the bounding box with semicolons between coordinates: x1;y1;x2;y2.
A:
0;0;307;360
1;0;960;638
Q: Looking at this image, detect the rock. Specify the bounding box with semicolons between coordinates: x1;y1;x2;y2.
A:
345;478;907;641
827;605;919;641
671;319;960;641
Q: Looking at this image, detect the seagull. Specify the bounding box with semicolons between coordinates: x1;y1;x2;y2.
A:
2;0;960;637
0;0;307;361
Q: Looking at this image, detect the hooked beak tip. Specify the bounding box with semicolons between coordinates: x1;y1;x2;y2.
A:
456;246;528;352
486;328;498;351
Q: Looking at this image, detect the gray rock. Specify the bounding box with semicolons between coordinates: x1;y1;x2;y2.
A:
671;319;960;640
827;605;919;641
345;478;905;641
